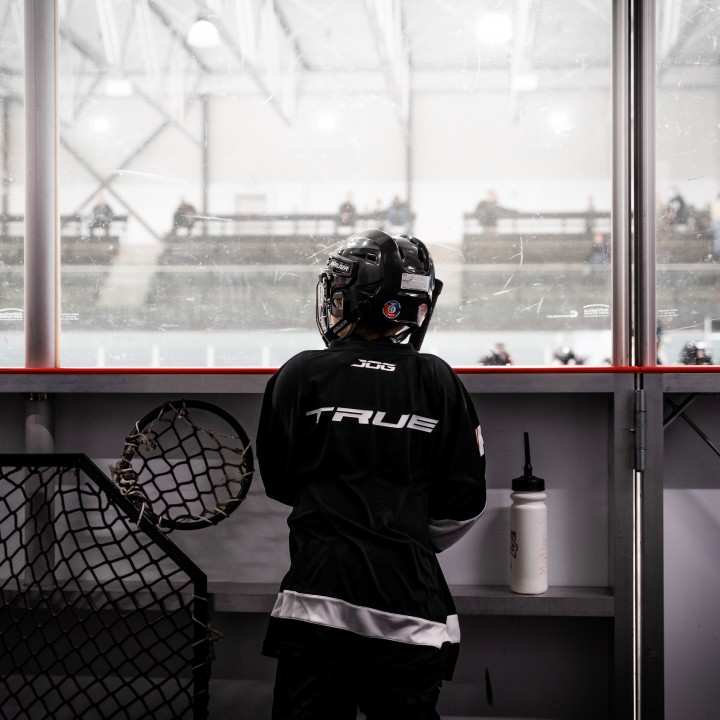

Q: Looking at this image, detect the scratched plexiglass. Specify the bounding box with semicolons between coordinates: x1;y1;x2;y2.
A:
654;2;720;367
52;0;614;367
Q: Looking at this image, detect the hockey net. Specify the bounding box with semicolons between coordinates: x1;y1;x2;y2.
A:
111;399;254;531
0;454;214;720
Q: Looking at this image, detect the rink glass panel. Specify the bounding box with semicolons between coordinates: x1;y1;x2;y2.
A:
654;2;720;367
50;1;614;367
0;7;24;368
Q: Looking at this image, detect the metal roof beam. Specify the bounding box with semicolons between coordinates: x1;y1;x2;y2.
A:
65;117;175;222
659;0;720;65
509;0;536;121
61;136;165;241
363;0;410;135
59;24;200;145
192;0;296;125
659;0;683;60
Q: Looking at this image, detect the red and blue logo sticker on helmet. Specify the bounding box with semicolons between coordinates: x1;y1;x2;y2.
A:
383;300;401;319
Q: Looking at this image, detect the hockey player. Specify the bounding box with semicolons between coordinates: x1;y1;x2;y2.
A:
257;229;487;719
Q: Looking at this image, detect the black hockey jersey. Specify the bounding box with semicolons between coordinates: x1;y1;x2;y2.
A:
257;337;486;679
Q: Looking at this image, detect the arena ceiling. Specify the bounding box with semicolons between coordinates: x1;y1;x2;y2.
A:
1;0;719;107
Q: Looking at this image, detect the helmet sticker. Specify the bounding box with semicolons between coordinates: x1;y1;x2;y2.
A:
417;303;428;325
383;300;402;319
400;273;431;292
329;257;353;275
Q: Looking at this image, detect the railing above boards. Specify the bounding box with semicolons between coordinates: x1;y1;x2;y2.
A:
0;215;128;265
463;209;612;235
0;214;129;238
180;212;415;238
0;212;407;242
2;209;611;238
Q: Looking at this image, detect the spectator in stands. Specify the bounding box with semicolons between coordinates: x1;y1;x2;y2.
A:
588;231;609;265
385;195;410;228
474;190;502;234
710;192;720;260
686;203;710;238
479;342;514;366
656;319;665;365
172;197;197;236
664;186;687;225
88;193;114;236
371;198;386;223
553;347;585;365
338;192;357;226
679;341;713;365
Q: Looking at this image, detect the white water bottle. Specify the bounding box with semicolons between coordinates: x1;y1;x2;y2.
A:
510;432;548;594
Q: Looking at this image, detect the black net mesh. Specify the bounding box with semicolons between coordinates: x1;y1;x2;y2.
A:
112;400;254;531
0;456;212;720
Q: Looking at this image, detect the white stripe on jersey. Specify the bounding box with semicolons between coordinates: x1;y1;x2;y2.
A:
271;590;460;647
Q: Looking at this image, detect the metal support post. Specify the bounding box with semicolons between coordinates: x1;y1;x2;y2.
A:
23;392;57;586
612;0;631;366
634;0;657;367
24;0;58;368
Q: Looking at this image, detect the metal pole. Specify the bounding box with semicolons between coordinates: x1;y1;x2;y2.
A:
634;4;664;716
1;97;9;221
406;95;412;234
612;0;632;367
634;0;657;367
201;95;209;237
23;393;56;586
24;0;58;368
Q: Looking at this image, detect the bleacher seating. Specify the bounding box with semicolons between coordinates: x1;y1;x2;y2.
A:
462;208;715;264
159;212;413;266
0;214;125;266
455;208;718;329
0;214;127;316
2;210;718;333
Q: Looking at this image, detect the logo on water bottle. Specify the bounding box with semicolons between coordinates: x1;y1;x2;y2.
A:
510;530;518;558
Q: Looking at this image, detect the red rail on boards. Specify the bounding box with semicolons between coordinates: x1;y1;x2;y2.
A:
2;365;714;375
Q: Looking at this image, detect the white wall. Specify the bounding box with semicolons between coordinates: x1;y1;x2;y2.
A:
656;87;720;206
5;81;716;248
663;395;720;720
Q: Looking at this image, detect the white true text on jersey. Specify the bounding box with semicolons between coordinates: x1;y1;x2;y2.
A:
306;407;438;433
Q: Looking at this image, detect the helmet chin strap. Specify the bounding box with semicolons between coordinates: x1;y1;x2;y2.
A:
409;278;443;352
322;316;357;345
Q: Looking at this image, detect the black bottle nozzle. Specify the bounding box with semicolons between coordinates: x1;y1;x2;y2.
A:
512;432;545;492
523;432;533;475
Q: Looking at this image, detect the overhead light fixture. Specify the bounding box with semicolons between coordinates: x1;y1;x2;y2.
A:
187;16;220;49
104;73;133;97
318;113;337;132
92;117;110;133
549;111;572;133
477;12;513;44
512;73;538;92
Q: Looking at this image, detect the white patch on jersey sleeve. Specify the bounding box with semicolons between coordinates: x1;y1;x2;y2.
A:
428;510;484;552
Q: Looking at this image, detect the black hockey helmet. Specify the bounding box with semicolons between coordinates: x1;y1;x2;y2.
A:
316;229;441;349
679;341;713;365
